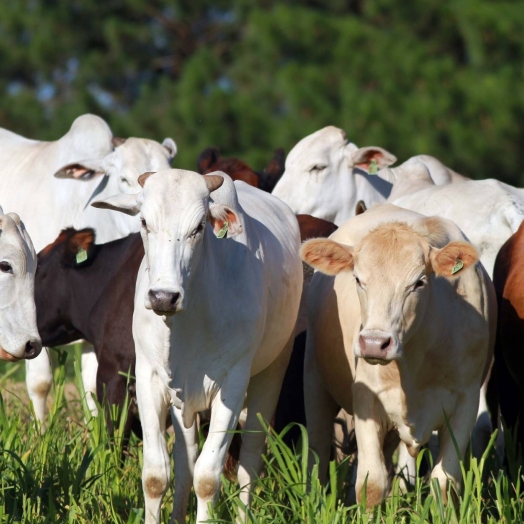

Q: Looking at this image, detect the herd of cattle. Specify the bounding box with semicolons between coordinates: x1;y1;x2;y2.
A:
1;115;524;522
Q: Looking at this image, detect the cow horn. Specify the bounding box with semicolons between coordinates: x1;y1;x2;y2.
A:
111;136;127;147
204;174;224;193
138;172;155;187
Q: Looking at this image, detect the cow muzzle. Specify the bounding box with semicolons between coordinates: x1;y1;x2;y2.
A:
147;288;184;316
0;337;42;361
356;330;398;365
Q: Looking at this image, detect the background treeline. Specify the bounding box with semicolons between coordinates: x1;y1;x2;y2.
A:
0;0;523;183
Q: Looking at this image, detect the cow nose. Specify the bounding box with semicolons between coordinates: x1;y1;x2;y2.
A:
148;290;181;314
358;334;393;361
24;339;42;359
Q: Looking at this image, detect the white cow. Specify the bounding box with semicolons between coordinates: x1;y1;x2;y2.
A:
382;163;524;277
0;207;41;362
0;114;176;421
92;169;303;523
272;126;467;225
301;204;495;507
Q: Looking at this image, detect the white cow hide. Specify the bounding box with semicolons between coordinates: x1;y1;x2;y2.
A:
272;126;467;225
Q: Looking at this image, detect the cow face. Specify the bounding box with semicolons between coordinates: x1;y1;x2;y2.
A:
92;169;242;316
0;210;41;361
271;126;396;222
301;221;478;365
54;137;177;195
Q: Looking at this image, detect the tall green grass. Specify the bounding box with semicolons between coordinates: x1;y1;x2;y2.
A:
0;350;523;523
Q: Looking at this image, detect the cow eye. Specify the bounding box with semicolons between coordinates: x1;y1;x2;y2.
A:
355;276;362;287
190;223;205;237
0;261;13;274
414;279;425;290
310;164;327;173
141;218;147;229
120;176;130;186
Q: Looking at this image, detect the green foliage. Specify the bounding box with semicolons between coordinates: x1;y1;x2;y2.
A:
0;1;523;182
0;353;524;522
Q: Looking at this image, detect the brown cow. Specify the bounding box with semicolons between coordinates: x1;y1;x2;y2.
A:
493;219;524;476
197;147;285;192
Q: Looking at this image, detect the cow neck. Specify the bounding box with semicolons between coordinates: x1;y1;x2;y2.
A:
68;234;143;344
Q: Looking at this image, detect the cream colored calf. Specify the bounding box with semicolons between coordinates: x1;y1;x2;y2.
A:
301;204;495;507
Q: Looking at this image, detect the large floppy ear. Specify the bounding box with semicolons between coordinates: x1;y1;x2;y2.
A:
430;241;478;278
348;146;397;172
300;238;354;275
91;193;140;216
162;138;177;161
62;228;97;267
207;204;243;238
54;161;105;181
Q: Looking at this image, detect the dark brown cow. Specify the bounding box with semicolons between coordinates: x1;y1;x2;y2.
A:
197;147;285;192
493;220;524;475
35;229;144;439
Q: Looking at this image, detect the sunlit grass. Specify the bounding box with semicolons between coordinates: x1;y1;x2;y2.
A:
0;349;523;523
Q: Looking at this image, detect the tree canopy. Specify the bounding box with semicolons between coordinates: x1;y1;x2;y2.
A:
0;0;523;183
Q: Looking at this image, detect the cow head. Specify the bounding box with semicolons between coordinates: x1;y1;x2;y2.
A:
271;126;396;223
92;169;242;316
54;136;177;195
301;220;478;364
0;208;41;361
197;147;260;188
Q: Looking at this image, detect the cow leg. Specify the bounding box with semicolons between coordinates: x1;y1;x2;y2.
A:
471;378;492;459
25;348;53;424
237;337;294;514
170;408;198;524
397;442;416;490
431;394;478;502
354;410;388;508
304;338;339;484
81;343;99;416
136;357;170;524
193;367;250;524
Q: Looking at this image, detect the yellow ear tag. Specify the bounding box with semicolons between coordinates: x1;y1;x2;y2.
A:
368;158;378;175
451;259;463;275
216;221;228;239
76;248;88;264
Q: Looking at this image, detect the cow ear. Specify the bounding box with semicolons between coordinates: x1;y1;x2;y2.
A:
197;147;220;174
207;204;243;238
91;193;140;216
54;162;105;180
63;228;96;267
162;138;177;161
430;241;478;278
300;238;354;275
348;147;397;172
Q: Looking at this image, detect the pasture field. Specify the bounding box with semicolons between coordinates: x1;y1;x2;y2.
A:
0;348;522;523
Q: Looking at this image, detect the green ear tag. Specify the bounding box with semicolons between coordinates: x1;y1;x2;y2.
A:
76;248;88;264
368;158;378;175
216;221;228;239
451;259;463;275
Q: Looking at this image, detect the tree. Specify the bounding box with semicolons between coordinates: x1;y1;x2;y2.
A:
0;0;523;182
